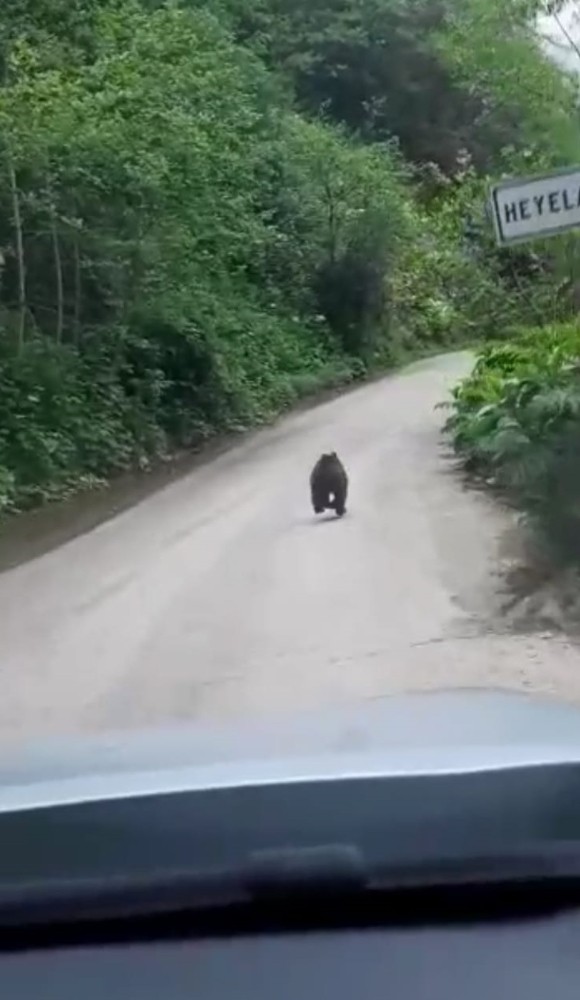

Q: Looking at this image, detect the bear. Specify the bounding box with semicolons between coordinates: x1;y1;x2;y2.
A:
309;451;348;517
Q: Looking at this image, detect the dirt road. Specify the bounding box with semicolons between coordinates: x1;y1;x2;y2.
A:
0;351;579;742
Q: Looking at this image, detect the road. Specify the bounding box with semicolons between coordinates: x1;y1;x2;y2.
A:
0;351;579;743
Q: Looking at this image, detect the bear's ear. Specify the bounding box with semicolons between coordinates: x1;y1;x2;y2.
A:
329;451;337;458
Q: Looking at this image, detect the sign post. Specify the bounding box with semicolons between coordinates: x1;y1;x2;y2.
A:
489;167;580;246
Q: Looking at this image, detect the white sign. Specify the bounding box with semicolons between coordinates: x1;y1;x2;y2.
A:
490;167;580;246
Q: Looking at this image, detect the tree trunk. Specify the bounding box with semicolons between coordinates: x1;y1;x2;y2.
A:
6;152;26;352
73;233;81;344
50;205;64;343
46;171;64;343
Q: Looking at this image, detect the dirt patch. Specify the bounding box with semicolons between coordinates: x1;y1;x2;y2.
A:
491;520;580;636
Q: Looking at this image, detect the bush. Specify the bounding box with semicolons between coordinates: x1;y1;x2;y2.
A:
444;321;580;562
0;337;137;511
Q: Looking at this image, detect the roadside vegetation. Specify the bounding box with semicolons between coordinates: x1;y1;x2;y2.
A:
443;0;580;569
446;323;580;566
0;0;577;513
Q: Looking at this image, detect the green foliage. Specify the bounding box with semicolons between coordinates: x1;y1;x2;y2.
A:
0;1;375;511
445;322;580;562
223;0;580;174
0;336;137;510
226;0;580;330
437;0;580;173
0;0;577;513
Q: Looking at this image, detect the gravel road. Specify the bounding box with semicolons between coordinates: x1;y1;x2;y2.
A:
0;350;579;743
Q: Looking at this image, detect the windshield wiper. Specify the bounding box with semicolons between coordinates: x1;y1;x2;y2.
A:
3;841;580;933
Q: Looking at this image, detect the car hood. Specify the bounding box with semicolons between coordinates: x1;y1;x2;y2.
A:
1;688;580;803
2;690;580;886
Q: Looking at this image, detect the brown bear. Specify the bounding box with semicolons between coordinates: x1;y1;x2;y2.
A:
309;452;348;517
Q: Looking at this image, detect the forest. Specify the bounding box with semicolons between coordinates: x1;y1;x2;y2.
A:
0;0;578;518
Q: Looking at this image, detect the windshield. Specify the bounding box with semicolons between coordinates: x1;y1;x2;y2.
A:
0;0;579;746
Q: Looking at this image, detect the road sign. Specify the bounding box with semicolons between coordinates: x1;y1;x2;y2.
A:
489;166;580;246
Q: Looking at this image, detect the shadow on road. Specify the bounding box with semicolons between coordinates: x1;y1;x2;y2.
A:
311;512;348;525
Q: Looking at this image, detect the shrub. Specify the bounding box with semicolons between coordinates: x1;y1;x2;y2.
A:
444;321;580;562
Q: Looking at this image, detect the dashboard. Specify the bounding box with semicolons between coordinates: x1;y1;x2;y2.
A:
2;908;580;1000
